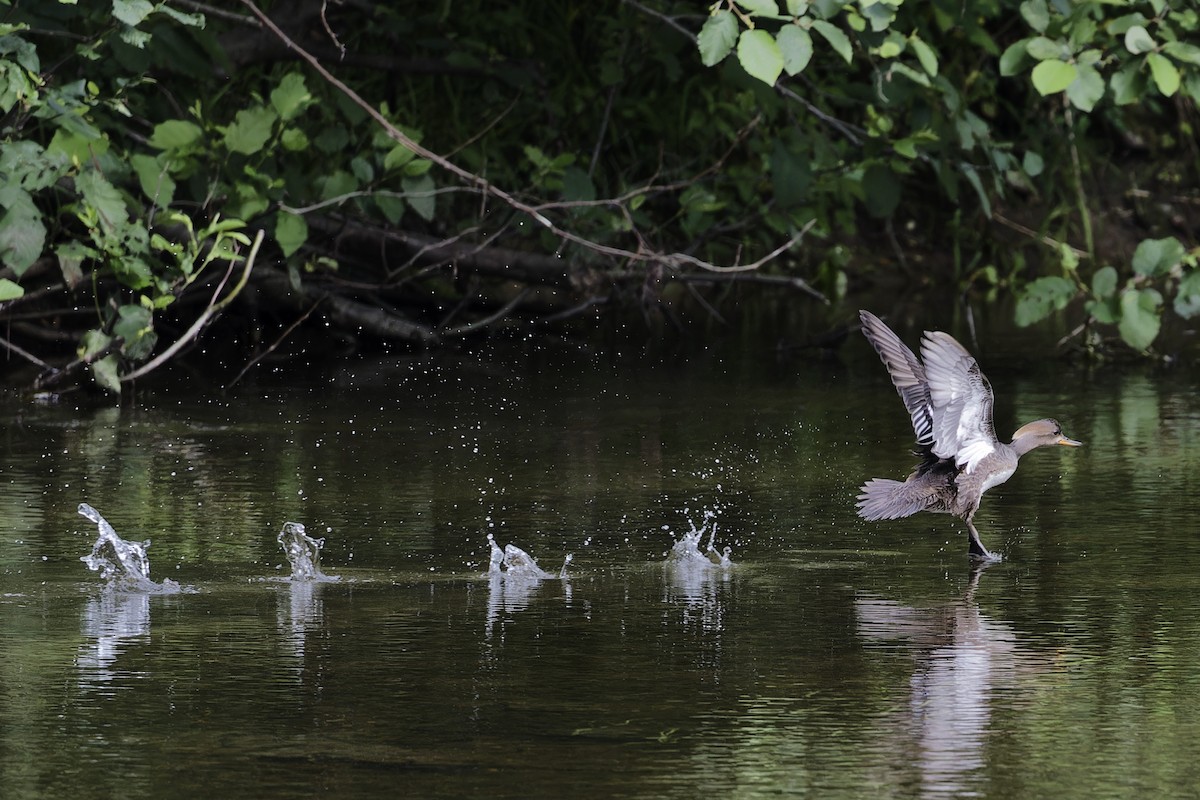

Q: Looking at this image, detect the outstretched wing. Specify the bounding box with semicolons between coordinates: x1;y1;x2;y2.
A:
859;311;934;448
919;330;998;473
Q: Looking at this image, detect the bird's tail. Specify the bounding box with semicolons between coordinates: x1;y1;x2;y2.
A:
856;478;930;521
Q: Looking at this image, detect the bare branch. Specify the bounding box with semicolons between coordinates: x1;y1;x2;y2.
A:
236;0;809;279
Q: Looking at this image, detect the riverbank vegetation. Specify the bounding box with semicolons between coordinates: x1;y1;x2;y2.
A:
0;0;1197;393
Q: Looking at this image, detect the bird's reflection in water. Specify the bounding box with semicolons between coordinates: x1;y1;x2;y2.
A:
855;565;1047;798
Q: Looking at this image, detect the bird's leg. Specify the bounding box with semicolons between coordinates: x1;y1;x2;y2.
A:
966;516;1001;562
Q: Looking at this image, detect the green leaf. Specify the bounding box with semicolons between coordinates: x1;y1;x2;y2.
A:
56;241;94;288
149;119;203;150
562;166;595;202
1092;265;1118;298
777;25;813;75
737;29;784;85
0;192;45;275
1124;25;1155;55
402;174;436;221
114;304;156;360
130;153;176;207
1066;63;1105;111
1131;236;1185;276
736;0;779;15
811;20;852;63
1118;287;1161;351
113;255;152;289
1019;0;1049;32
1163;41;1200;66
79;330;112;360
1146;53;1180;96
92;355;121;394
384;143;417;171
74;170;129;236
223;106;278;155
891;62;930;88
1110;64;1142;105
1030;60;1078;95
280;128;309;151
999;39;1031;76
960;164;992;218
112;0;154;26
275;211;308;257
0;277;24;301
270;73;311;121
1025;37;1063;61
877;31;904;59
1022;151;1044;177
698;11;738;67
909;35;938;76
1174;271;1200;319
1015;276;1076;327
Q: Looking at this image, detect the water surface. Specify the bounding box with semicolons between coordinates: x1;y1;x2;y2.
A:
1;317;1197;798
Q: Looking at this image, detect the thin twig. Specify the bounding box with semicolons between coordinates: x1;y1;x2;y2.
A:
444;288;532;337
0;334;53;370
225;296;326;389
992;213;1087;258
236;0;806;277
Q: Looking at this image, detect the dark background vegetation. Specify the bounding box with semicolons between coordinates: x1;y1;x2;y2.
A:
0;0;1197;394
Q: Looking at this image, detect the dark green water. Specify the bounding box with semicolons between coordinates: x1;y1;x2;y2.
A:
2;313;1199;798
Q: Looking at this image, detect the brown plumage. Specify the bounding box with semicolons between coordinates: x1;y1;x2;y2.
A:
857;310;1082;561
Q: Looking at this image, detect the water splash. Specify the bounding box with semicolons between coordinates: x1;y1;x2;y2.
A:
485;533;570;580
78;503;186;594
665;511;734;571
277;522;339;582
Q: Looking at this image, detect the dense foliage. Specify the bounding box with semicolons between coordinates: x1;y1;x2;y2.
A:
0;0;1197;393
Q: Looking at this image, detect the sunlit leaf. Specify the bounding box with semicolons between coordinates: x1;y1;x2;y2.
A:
1066;63;1105;111
1019;0;1049;32
224;105;278;155
1146;53;1180;96
737;29;784;85
1031;60;1077;95
736;0;779;15
811;20;852;63
0;278;23;301
270;72;311;121
1025;36;1063;61
1124;25;1155;55
777;25;813;75
112;0;154;26
1163;41;1200;66
149;119;202;150
92;355;121;394
698;11;738;67
909;35;938;76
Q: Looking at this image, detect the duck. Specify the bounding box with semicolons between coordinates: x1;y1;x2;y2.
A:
856;310;1081;561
